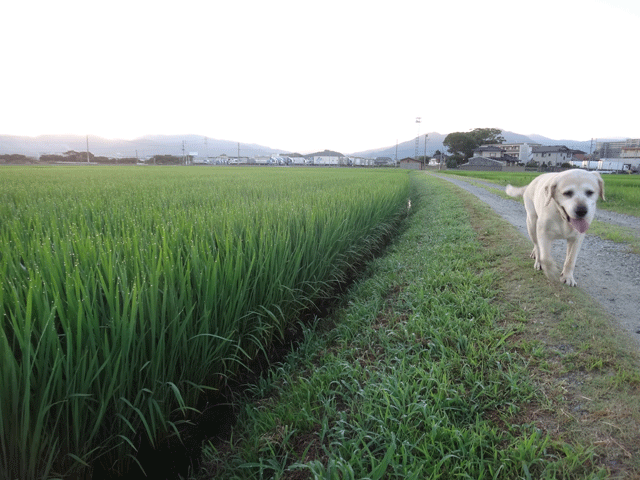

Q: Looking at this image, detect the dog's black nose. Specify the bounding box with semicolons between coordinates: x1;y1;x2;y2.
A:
575;205;588;218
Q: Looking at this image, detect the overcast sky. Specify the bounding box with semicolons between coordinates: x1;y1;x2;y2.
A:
1;0;637;153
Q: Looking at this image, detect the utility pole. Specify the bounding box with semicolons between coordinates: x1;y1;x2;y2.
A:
182;140;186;165
424;134;428;164
86;135;90;163
237;142;240;161
395;140;398;166
414;117;421;160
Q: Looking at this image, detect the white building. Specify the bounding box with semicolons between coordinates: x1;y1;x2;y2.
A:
504;143;539;163
531;146;575;167
350;157;374;166
307;150;346;166
596;138;640;158
476;143;540;163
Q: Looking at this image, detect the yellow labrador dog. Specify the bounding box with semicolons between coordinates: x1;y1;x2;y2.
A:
506;169;605;286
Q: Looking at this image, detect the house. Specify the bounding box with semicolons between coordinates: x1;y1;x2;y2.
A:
501;154;520;166
399;157;422;170
531;146;575;167
474;143;540;164
459;156;505;171
473;145;504;158
430;152;447;166
500;143;540;163
571;150;587;161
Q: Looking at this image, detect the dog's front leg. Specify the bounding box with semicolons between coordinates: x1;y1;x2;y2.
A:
560;235;584;287
526;216;541;270
537;235;561;283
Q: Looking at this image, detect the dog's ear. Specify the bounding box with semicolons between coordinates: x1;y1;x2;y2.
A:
545;181;557;206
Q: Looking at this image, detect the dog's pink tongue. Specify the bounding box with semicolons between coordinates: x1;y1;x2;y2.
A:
570;218;590;233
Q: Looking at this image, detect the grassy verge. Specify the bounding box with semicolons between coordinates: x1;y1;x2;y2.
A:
440;172;640;255
589;222;640;255
197;172;640;479
440;170;640;218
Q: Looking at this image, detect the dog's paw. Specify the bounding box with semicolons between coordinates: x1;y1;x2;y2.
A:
529;248;537;260
533;260;542;271
561;274;577;287
541;260;561;283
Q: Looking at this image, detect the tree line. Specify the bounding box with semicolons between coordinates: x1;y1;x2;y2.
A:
443;128;505;167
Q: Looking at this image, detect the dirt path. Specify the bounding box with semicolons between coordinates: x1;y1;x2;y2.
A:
431;173;640;347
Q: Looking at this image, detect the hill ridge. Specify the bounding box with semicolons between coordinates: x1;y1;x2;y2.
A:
0;132;625;159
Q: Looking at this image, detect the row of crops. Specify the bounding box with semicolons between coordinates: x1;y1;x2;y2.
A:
0;166;412;479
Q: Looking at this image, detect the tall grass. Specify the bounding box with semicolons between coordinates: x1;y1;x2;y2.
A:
0;166;411;479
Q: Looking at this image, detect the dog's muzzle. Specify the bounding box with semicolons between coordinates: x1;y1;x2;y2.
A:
574;205;588;218
560;204;590;234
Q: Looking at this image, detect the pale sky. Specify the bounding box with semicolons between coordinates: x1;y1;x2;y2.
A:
1;0;638;154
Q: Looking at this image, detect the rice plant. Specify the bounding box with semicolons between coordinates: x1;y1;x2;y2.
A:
0;165;411;479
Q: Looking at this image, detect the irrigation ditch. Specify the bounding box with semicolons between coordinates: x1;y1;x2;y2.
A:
99;200;413;480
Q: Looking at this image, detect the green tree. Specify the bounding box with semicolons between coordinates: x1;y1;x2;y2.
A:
443;128;505;159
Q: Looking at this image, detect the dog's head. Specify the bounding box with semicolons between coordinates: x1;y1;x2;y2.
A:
545;170;605;234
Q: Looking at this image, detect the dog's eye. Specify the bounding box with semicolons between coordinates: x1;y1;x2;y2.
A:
562;190;573;198
585;190;594;197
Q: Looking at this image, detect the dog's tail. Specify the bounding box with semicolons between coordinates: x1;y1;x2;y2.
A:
505;184;526;198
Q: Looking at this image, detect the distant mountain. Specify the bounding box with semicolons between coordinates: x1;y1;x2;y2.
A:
350;131;620;159
0;134;285;159
351;132;449;160
1;131;627;160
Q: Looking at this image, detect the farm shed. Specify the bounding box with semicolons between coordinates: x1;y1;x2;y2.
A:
458;156;505;171
399;157;423;170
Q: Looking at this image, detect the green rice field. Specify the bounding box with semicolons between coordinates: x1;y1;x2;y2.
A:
0;166;412;479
